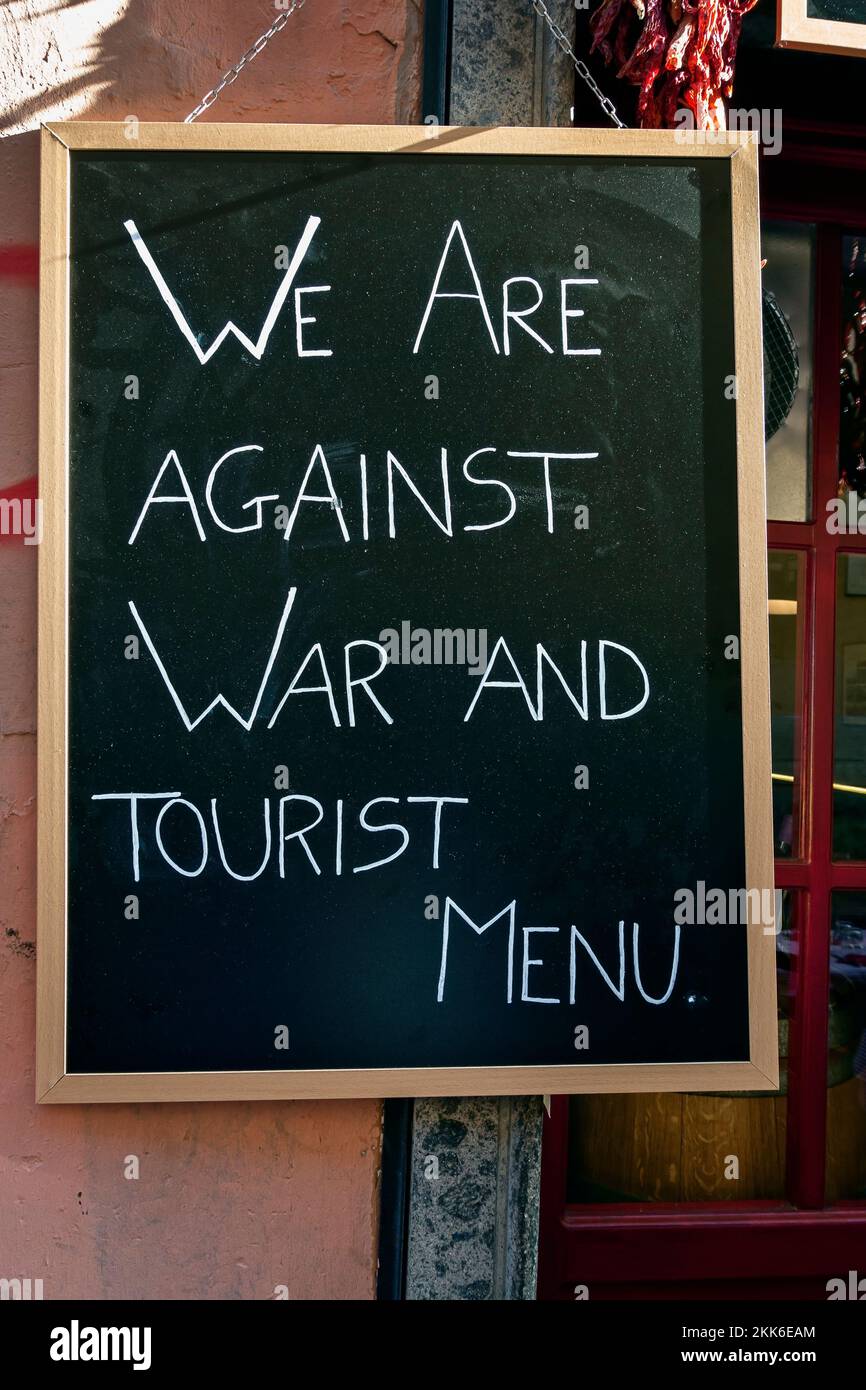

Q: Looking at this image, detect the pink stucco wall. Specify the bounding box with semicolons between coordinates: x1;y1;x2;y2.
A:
0;0;422;1300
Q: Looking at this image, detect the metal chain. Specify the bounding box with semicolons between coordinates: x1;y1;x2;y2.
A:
531;0;625;130
183;0;619;131
185;0;309;123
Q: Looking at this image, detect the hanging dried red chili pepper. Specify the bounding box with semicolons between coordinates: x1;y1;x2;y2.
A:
589;0;758;130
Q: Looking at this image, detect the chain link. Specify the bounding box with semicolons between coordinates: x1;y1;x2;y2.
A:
185;1;308;123
531;0;625;130
183;0;619;131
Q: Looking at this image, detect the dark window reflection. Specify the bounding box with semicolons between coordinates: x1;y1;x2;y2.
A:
769;552;803;858
833;556;866;859
840;236;866;496
826;893;866;1200
761;222;814;522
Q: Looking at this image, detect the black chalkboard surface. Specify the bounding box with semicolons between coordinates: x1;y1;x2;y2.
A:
780;0;866;53
807;0;865;22
37;125;776;1102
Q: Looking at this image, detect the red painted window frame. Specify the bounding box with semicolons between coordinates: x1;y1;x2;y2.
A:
538;126;866;1300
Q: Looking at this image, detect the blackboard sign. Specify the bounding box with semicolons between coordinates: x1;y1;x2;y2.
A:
779;0;866;55
37;124;776;1102
807;0;865;22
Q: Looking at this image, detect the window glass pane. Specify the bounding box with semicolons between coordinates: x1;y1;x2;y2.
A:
826;892;866;1201
761;221;814;522
566;893;795;1203
840;236;866;496
769;551;804;858
833;555;866;859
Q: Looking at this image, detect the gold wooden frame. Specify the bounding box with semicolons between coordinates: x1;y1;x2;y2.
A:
777;0;866;57
38;122;776;1102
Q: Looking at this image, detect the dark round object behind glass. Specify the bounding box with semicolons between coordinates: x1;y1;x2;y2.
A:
762;288;800;442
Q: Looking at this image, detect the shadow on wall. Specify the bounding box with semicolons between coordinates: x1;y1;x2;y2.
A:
0;0;141;133
0;0;423;133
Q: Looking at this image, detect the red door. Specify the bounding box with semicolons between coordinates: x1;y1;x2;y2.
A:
538;129;866;1300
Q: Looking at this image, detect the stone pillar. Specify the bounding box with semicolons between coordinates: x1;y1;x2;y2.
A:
406;1097;543;1300
450;0;575;128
